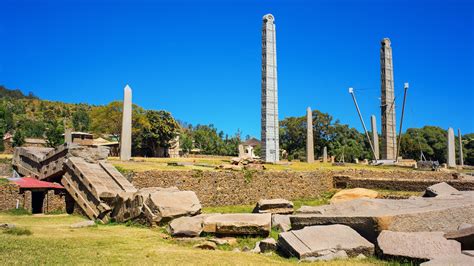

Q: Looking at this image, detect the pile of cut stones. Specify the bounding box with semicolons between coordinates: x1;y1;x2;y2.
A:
159;182;474;264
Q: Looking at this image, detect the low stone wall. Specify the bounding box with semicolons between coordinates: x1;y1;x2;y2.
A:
334;175;474;191
0;182;65;213
0;161;11;176
132;169;459;206
133;170;333;206
0;183;24;210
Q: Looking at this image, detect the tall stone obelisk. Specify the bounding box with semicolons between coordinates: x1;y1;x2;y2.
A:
447;127;456;168
371;115;380;160
458;128;464;167
380;38;397;160
306;107;314;163
120;85;132;161
261;14;279;163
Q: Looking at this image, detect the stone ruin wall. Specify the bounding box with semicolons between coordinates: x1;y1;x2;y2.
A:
131;169;458;206
0;183;66;213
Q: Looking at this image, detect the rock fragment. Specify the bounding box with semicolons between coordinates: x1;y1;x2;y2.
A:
444;226;474;250
377;231;461;261
253;199;294;214
330;188;379;204
70;220;96;228
278;224;374;259
423;182;460;197
203;213;271;236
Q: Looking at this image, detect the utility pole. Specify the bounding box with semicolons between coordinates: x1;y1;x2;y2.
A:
349;88;378;162
396;82;409;162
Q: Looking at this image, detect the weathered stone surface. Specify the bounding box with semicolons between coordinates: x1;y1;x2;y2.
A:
70;220;95;228
306;107;314;163
193;241;217;250
168;216;203;237
259;238;277;253
377;231;461;261
459;223;474;230
146;190;201;223
330;188;379;204
272;214;291;232
420;254;474;265
0;223;16;229
203;213;271;236
291;192;474;242
300;250;348;262
278;225;374;259
423;182;460;197
444;226;474;250
447;128;456;168
253;198;293;214
462;250;474;257
120;85;132;161
209;237;237;246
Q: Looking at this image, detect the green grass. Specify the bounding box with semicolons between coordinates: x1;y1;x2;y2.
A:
2;208;31;216
2;227;32;236
0;178;9;185
202;191;338;214
0;213;397;265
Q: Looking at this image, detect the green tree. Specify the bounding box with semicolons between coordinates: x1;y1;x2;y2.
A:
179;130;193;154
13;129;25;147
137;110;180;157
45;120;64;147
72;107;91;132
279;116;306;159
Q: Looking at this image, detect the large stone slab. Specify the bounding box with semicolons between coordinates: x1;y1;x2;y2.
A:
423;182;460;197
421;254;474;265
444;226;474;250
146;190;202;224
272;214;291;232
330;188;379;204
377;231;461;261
292;192;474;242
203;213;271;236
168;214;220;237
253;199;293;214
278;224;374;259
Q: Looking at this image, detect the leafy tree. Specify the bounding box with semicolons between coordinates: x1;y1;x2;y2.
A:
137;110;180;157
179;130;193;154
279;116;306;159
72;107;91;132
13;130;25;147
45;120;64;147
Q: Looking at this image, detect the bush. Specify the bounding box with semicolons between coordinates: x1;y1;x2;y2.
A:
2;227;32;236
4;208;31;215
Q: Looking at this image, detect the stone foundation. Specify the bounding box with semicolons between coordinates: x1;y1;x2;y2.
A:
0;183;66;213
132;169;461;206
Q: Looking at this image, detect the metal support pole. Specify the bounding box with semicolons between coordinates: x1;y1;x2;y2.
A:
396;83;409;162
349;88;377;162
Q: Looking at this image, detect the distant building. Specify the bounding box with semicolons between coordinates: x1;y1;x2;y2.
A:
3;133;47;153
239;138;261;159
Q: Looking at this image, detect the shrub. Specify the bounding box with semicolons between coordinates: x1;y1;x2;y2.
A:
3;227;32;236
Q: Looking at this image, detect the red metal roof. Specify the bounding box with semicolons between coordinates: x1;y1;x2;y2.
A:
11;177;64;189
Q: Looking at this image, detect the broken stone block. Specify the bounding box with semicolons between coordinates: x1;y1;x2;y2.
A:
299;250;348;262
259;238;277;253
278;224;374;259
168;213;220;237
253;199;294;214
272;214;291;232
423;182;460;197
70;220;96;228
377;231;461;261
168;216;204;237
462;250;474;257
193;241;217;250
209;237;237;246
146;190;202;224
444;226;474;250
458;223;473;230
0;223;16;229
420;254;474;265
203;213;271;236
330;188;379;204
291;193;474;243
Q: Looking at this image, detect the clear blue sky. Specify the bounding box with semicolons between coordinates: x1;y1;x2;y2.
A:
1;0;473;137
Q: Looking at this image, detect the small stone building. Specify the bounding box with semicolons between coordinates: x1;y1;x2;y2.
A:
238;138;261;158
0;177;65;214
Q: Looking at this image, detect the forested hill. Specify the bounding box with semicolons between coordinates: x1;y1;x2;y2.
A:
0;85;38;100
0;85;473;164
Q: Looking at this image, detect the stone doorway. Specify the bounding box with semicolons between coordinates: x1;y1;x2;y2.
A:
31;191;45;214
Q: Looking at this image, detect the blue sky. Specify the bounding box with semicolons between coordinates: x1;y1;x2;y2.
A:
1;0;473;137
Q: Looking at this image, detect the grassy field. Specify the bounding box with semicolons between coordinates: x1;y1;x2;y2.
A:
109;156;409;173
0;213;401;265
